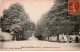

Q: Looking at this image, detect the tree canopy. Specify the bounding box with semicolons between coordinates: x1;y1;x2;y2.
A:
1;3;35;39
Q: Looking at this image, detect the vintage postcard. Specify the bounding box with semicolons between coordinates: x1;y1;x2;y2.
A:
0;0;80;51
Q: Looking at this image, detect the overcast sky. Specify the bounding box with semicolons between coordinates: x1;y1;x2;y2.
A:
0;0;54;23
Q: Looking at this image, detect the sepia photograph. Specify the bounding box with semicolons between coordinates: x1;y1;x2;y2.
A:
0;0;80;51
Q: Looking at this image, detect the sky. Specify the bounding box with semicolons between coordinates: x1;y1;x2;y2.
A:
0;0;54;23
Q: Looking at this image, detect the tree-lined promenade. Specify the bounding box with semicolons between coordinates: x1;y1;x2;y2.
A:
0;0;80;43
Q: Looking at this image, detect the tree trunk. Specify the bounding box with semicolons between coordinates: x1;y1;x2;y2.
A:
57;35;59;42
48;36;49;40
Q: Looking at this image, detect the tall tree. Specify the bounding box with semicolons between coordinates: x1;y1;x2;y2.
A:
1;3;35;40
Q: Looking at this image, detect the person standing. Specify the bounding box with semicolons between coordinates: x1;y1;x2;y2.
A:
75;36;79;43
64;35;68;43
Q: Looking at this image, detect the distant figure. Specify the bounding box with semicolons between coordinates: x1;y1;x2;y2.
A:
75;36;79;43
69;37;72;43
60;34;64;43
60;38;64;43
59;34;65;43
64;35;68;43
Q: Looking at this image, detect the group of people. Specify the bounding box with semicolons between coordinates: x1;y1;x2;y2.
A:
59;33;80;43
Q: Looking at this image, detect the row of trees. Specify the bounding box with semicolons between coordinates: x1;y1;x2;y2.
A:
35;0;80;41
0;3;35;40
